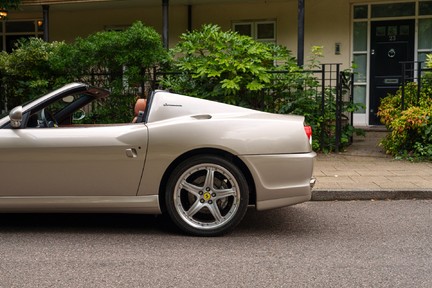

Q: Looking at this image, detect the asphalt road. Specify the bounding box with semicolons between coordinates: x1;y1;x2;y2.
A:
0;200;431;288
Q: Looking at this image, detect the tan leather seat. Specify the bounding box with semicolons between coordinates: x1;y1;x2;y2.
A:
132;98;147;123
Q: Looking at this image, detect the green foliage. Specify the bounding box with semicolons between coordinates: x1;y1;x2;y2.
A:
1;21;168;123
161;30;362;152
0;38;64;107
49;21;168;123
378;80;432;161
0;0;20;10
268;55;364;152
161;24;277;107
52;21;167;86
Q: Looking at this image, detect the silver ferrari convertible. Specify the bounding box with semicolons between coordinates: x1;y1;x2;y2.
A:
0;83;316;236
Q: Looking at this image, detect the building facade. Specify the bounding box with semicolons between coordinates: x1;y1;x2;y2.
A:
2;0;432;126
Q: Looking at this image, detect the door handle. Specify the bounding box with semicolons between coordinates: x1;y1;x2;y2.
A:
125;148;137;158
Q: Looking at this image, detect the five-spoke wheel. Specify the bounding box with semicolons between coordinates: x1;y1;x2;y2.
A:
165;155;249;236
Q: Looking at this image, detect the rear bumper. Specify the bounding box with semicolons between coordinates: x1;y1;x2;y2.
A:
239;152;316;211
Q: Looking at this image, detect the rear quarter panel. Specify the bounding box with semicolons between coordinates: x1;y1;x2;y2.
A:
138;92;313;199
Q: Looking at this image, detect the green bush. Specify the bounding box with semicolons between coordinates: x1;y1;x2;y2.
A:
51;21;168;123
378;80;432;160
378;53;432;161
161;26;362;152
161;24;279;107
0;38;64;107
51;21;167;87
1;21;168;123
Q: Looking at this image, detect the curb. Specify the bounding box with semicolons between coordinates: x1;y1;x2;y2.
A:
312;189;432;201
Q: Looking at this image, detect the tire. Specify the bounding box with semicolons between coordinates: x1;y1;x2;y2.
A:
165;154;249;236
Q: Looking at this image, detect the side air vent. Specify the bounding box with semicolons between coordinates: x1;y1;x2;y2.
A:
191;114;212;120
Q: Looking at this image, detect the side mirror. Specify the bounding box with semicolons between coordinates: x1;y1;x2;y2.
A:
9;106;23;128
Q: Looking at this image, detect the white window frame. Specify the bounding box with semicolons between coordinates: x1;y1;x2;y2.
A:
232;20;276;43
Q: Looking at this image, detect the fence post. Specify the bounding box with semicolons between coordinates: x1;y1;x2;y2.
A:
0;72;7;114
320;64;326;151
0;72;2;113
335;64;341;153
417;61;422;105
401;63;406;110
349;72;354;145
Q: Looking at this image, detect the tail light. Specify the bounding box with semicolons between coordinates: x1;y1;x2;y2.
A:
304;125;312;145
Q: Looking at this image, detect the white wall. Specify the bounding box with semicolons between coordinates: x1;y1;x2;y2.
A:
191;0;351;68
9;0;352;68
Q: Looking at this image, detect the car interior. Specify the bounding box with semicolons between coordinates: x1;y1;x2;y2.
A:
1;87;153;129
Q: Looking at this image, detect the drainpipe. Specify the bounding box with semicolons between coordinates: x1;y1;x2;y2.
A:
297;0;305;67
162;0;169;49
42;5;49;42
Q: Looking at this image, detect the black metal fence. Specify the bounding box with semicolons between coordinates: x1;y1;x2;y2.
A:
400;61;432;109
1;63;354;152
153;63;354;152
305;64;354;152
314;64;354;152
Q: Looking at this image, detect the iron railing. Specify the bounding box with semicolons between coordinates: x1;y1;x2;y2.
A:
314;64;354;152
153;63;354;152
400;61;432;109
0;63;354;151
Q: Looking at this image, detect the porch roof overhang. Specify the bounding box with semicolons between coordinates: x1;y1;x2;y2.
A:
20;0;304;65
22;0;293;7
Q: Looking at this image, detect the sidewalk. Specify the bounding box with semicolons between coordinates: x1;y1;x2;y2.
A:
312;130;432;201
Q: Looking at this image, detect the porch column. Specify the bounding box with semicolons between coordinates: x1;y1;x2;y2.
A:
42;5;49;42
297;0;305;67
162;0;169;49
187;5;192;31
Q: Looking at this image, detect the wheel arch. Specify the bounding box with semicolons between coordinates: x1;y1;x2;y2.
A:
158;148;256;214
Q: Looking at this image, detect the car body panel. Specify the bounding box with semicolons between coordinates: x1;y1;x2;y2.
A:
147;91;312;154
0;125;148;197
0;84;315;217
239;153;315;210
0;195;159;213
137;91;315;209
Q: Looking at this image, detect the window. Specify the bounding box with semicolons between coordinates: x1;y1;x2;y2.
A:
371;2;416;18
352;18;368;113
1;20;43;52
233;23;252;36
419;19;432;49
353;22;367;51
233;21;276;42
420;0;432;15
354;5;368;19
418;18;432;67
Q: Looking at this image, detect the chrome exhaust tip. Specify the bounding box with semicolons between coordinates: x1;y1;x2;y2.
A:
310;177;317;189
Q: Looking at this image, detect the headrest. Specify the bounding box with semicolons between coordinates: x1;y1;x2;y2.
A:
134;99;147;116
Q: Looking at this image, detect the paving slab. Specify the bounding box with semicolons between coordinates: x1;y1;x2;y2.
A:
312;131;432;201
